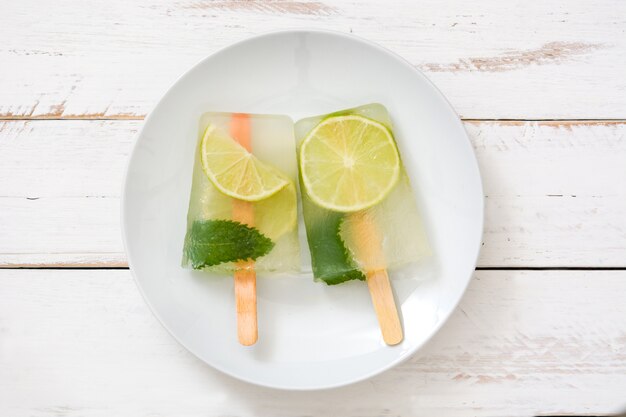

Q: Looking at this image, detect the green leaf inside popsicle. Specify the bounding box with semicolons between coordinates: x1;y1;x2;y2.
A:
184;219;274;269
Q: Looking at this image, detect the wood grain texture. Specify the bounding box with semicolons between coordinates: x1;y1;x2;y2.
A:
1;120;624;267
1;0;625;119
0;269;624;416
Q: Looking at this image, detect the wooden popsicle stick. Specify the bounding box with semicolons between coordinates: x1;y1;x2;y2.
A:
366;269;403;345
234;260;257;346
230;113;257;346
347;211;403;345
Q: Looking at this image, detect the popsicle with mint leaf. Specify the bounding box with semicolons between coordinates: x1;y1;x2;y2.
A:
183;112;299;345
296;103;431;345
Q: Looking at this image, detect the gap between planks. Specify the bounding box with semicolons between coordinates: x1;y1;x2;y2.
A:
2;266;626;271
1;116;625;122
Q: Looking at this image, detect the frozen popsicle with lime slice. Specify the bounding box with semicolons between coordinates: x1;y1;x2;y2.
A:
296;103;430;345
183;112;299;345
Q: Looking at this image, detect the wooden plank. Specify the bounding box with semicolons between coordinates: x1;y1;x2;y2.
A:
1;120;625;267
468;120;626;267
1;0;625;119
0;269;624;416
0;121;134;198
0;197;125;267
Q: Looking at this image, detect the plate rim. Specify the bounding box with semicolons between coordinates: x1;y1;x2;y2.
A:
121;28;485;390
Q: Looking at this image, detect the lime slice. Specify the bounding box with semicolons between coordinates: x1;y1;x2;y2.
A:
299;115;400;212
254;181;297;240
200;124;289;201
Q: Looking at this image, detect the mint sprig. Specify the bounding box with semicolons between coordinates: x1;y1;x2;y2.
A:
184;219;274;269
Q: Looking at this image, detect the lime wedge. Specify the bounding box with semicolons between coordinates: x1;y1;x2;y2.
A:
201;124;289;201
299;115;400;212
254;181;297;240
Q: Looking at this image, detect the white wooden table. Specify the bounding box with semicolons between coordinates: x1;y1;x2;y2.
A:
1;1;625;415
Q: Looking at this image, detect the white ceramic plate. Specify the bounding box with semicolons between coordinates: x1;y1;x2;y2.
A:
122;30;483;390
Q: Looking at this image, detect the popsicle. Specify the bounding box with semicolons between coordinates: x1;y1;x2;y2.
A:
183;112;299;345
295;103;431;345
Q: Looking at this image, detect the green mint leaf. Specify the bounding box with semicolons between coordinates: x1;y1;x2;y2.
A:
304;208;366;286
184;219;274;269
